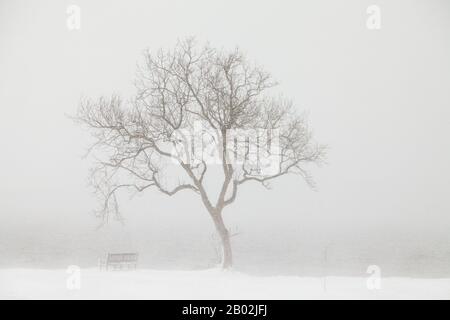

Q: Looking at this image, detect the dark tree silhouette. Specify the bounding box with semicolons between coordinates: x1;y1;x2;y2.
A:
75;38;325;268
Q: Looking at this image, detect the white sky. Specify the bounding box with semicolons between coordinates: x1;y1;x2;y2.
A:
0;0;449;256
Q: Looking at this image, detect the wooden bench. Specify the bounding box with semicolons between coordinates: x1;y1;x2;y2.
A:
100;253;139;270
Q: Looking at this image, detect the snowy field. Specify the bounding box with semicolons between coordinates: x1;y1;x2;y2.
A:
1;268;450;300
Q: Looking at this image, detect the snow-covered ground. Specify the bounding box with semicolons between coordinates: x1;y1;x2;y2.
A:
1;268;449;300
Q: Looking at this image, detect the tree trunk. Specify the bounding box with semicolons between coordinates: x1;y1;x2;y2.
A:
211;212;232;269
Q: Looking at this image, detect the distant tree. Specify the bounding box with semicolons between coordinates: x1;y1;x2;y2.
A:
75;38;325;268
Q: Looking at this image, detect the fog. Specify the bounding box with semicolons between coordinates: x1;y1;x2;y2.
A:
0;0;449;277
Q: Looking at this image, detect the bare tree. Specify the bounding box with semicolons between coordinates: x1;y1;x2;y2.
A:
75;38;325;269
